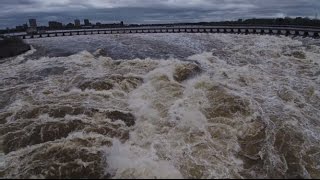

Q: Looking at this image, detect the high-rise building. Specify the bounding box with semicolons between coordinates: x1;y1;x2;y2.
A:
84;19;90;26
66;23;75;28
29;19;37;28
74;19;81;27
48;21;63;29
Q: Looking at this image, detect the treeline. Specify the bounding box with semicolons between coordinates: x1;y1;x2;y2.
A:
131;17;320;28
0;36;30;59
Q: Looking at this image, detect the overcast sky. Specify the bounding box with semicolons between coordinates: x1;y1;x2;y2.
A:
1;0;320;28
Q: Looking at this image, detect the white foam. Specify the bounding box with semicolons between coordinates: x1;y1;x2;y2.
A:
1;34;320;179
106;140;183;179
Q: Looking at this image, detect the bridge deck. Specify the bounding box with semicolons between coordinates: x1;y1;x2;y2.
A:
5;26;320;39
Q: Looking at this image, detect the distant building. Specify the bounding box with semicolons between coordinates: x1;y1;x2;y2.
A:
84;19;90;26
15;26;24;31
27;27;37;34
29;19;37;28
15;23;28;31
66;23;75;28
82;25;93;29
48;21;63;29
74;19;81;27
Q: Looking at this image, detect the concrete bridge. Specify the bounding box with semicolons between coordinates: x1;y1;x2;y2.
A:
6;26;320;39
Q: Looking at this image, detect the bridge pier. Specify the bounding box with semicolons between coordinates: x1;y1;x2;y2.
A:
240;29;246;34
308;31;315;37
256;29;262;34
298;31;306;37
285;30;290;36
262;29;268;34
248;29;254;34
218;28;225;33
9;26;320;39
289;30;296;36
232;29;239;33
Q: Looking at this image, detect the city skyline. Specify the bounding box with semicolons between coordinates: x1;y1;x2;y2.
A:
1;0;320;29
13;18;124;29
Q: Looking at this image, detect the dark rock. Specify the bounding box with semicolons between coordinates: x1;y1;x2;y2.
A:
0;37;30;59
292;51;306;59
2;114;131;154
0;121;34;136
78;80;113;91
105;110;135;127
0;89;18;110
0;112;12;124
314;71;320;77
76;76;143;92
3;143;108;179
173;63;201;82
3;120;87;154
238;121;266;171
48;106;77;118
196;84;252;119
14;106;100;120
85;125;130;141
36;67;67;77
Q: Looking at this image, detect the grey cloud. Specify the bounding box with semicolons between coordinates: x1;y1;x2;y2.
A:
1;0;320;28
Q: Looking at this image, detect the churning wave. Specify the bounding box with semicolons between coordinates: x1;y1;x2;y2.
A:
0;34;320;179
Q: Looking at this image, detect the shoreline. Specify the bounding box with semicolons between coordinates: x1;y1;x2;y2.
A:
0;36;31;60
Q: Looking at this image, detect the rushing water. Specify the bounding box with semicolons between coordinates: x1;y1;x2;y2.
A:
0;33;320;179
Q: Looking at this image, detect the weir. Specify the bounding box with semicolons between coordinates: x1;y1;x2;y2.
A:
5;26;320;39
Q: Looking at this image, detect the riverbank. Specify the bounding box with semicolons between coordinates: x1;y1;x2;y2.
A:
0;36;30;60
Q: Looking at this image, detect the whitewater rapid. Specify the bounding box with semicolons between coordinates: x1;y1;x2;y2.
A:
0;33;320;179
